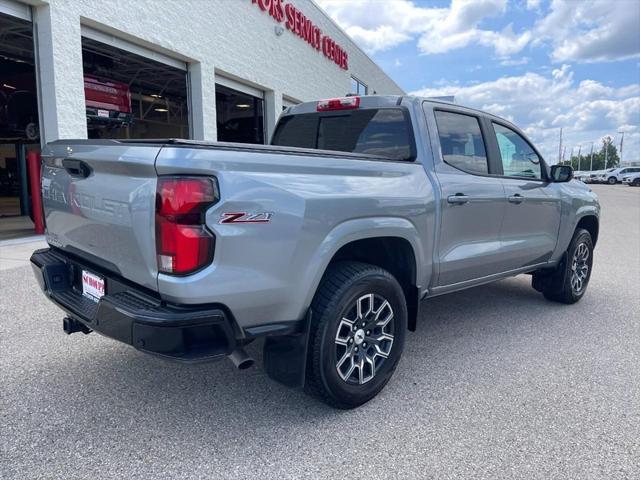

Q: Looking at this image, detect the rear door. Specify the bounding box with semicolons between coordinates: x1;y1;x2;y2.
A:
428;108;507;286
487;121;562;270
41;141;160;290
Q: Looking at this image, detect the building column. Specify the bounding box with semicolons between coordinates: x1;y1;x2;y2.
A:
264;90;282;143
34;4;87;143
189;61;217;141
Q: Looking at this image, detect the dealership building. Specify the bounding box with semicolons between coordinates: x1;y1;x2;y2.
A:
0;0;403;237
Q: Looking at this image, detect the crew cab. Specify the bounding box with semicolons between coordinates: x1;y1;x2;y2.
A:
32;96;599;408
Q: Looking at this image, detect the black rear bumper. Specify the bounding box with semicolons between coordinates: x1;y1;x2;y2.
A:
30;248;237;362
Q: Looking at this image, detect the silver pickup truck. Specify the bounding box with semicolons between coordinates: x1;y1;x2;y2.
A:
31;95;599;408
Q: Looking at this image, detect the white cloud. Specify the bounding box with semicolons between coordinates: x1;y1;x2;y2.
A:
344;25;412;54
316;0;639;63
533;0;640;63
410;66;640;162
500;56;530;66
316;0;530;55
526;0;542;10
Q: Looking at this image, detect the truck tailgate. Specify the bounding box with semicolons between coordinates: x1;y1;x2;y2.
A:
41;141;160;290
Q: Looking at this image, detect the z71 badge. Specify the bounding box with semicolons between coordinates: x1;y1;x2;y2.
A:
219;212;273;224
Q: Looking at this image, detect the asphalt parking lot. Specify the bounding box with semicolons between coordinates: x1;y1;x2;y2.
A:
1;184;639;479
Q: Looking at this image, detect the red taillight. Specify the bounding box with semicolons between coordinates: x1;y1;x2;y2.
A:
317;96;360;111
155;177;218;275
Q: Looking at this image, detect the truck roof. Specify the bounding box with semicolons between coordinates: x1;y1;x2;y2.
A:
284;94;517;130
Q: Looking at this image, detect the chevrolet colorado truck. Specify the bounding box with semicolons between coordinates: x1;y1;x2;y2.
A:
31;96;600;408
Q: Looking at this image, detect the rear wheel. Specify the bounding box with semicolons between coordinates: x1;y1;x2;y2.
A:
607;176;617;184
533;228;594;304
305;261;407;409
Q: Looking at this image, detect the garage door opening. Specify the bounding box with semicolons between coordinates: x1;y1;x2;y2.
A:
81;37;190;139
0;12;39;239
216;84;264;144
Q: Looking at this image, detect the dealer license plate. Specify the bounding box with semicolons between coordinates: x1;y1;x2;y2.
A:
82;270;105;302
97;109;109;118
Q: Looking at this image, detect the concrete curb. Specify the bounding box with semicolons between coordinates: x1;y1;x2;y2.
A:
0;235;46;247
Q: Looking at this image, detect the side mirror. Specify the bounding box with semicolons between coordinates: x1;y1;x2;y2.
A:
550;165;573;182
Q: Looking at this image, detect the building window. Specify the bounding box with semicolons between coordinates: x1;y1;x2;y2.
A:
215;84;264;144
351;77;368;96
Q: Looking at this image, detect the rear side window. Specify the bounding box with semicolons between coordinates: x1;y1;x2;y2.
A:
272;108;414;161
434;111;488;175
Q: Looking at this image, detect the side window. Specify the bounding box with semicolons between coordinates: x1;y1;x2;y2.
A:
493;123;542;179
434;111;488;175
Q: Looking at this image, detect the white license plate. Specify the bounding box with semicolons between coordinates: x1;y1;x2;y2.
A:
82;270;105;302
97;109;109;118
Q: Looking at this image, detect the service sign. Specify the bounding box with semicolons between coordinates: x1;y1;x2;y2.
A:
250;0;349;70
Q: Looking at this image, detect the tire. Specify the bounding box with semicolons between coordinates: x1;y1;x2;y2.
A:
305;261;407;409
24;122;39;141
607;176;617;185
539;228;594;304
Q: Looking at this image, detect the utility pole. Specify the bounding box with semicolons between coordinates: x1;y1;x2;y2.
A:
569;146;574;168
577;145;582;171
562;146;567;165
618;131;624;165
604;138;609;169
558;127;563;164
589;142;594;171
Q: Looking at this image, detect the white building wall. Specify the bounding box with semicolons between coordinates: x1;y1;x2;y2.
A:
25;0;404;143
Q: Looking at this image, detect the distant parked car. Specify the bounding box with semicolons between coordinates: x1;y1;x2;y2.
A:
597;167;640;184
577;171;604;184
574;171;590;183
622;172;640;186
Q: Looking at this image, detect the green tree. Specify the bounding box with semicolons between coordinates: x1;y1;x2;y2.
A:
573;137;620;171
599;136;620;169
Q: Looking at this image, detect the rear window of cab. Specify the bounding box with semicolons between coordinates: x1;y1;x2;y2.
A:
271;108;415;161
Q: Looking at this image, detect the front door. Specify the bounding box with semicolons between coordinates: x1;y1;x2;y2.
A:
490;122;562;270
431;109;507;286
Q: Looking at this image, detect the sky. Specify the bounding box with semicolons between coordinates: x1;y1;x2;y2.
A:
315;0;640;165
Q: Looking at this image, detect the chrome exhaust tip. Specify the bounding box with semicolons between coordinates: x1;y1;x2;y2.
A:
228;347;254;370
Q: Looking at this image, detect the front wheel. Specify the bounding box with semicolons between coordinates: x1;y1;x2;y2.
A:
534;228;594;304
305;261;407;409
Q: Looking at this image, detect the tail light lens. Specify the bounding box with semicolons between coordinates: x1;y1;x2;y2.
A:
155;177;218;275
317;96;360;111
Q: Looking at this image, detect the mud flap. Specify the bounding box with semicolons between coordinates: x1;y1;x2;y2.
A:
532;252;567;293
263;310;312;389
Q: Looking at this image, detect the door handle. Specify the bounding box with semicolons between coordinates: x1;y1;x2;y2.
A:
508;194;524;204
62;159;92;178
447;194;470;205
